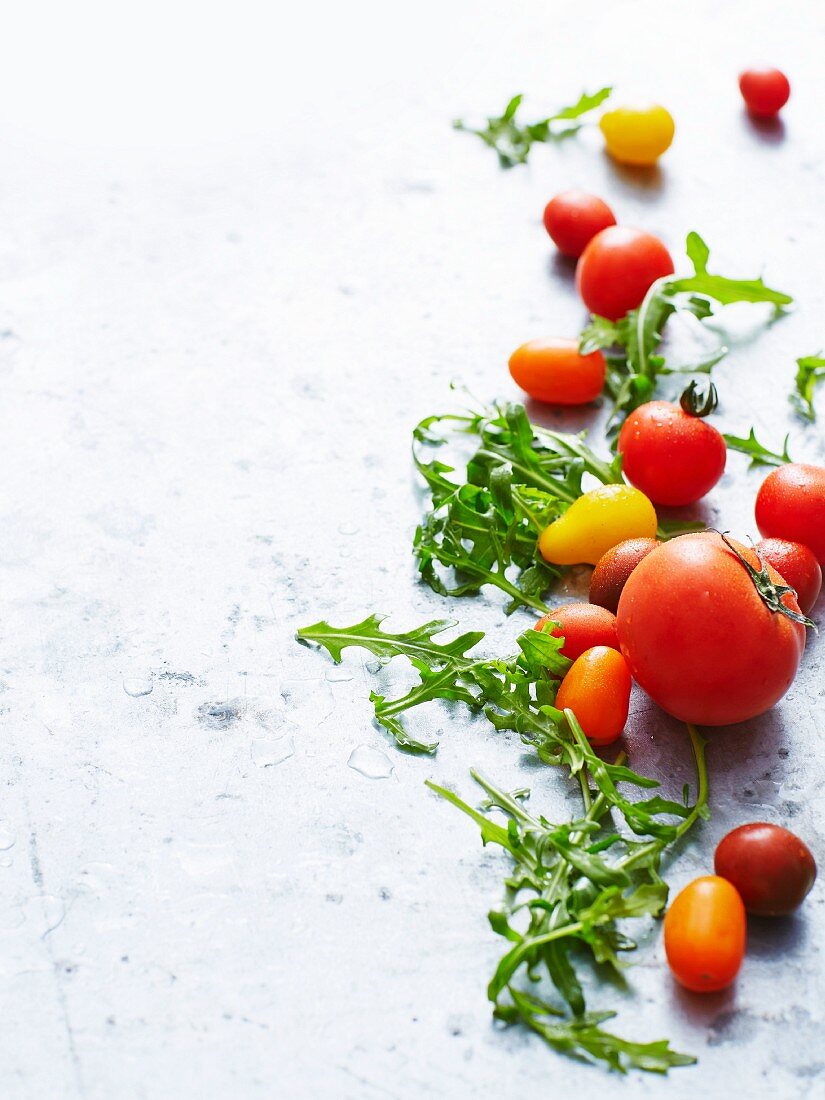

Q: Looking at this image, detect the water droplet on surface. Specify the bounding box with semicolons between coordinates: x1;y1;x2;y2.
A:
365;659;382;674
123;675;153;697
347;745;394;780
326;667;353;683
251;736;294;768
0;826;16;851
338;521;359;536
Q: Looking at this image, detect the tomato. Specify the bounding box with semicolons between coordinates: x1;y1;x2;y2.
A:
542;191;616;258
538;484;657;566
755;464;825;564
555;646;631;746
616;532;806;725
508;338;606;405
755;538;822;614
589;537;659;613
599;104;675;166
617;400;726;506
739;68;791;117
664;876;746;993
715;823;816;916
576;227;674;321
534;603;619;661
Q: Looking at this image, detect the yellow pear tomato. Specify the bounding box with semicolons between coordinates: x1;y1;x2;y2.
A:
599;104;675;167
538;484;658;566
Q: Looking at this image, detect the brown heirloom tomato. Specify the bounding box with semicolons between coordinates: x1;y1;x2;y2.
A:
664;876;746;993
616;532;806;725
715;823;817;915
589;537;659;613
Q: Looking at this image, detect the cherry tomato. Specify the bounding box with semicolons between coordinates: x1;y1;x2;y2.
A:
617;401;726;506
555;646;631;746
755;538;822;614
508;338;606;405
715;823;816;916
664;876;746;993
576;227;674;322
538;484;657;566
755;464;825;564
599;104;675;166
534;603;619;661
739;68;791;117
617;532;806;725
542;191;616;258
589;537;660;613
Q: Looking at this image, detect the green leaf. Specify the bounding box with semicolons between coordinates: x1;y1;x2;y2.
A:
670;232;793;309
791;353;825;421
454;87;612;168
723;427;793;468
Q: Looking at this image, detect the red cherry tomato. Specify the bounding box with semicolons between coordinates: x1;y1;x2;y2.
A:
534;602;619;661
664;876;746;993
739;67;791;117
542;191;616;258
617;401;726;506
617;532;806;726
576;227;674;322
755;463;825;564
555;645;631;746
589;538;660;613
508;338;606;405
715;823;816;916
755;538;822;614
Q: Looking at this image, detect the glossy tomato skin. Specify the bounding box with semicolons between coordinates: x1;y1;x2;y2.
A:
599;104;675;166
664;876;746;993
534;603;619;662
542;191;616;258
576;227;674;322
715;823;817;916
755;538;822;614
509;338;606;405
539;484;657;566
739;68;791;117
589;537;660;613
555;645;631;746
617;401;726;506
755;464;825;564
616;532;806;725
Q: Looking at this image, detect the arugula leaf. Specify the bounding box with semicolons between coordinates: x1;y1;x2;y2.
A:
791;353;825;421
723;427;793;468
579;232;792;435
453;87;612;168
413;402;623;613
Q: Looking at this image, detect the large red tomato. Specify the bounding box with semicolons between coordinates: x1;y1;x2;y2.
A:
576;227;674;321
616;532;806;725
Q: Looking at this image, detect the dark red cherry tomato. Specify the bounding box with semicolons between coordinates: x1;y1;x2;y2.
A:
576;227;674;322
739;68;791;117
755;538;822;614
534;602;619;662
715;823;816;915
542;191;616;258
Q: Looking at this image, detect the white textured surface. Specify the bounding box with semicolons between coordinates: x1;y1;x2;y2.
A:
1;1;824;1097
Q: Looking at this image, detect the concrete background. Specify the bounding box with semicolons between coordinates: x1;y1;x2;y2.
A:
1;1;824;1096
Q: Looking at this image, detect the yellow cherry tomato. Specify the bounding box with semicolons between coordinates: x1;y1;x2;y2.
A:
538;485;657;566
599;104;675;167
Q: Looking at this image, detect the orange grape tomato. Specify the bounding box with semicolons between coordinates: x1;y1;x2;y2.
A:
555;645;631;746
663;875;746;993
508;338;606;405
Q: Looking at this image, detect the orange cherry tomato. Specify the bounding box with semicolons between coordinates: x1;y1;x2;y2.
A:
663;876;746;993
534;603;619;662
555;645;631;746
508;338;606;405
